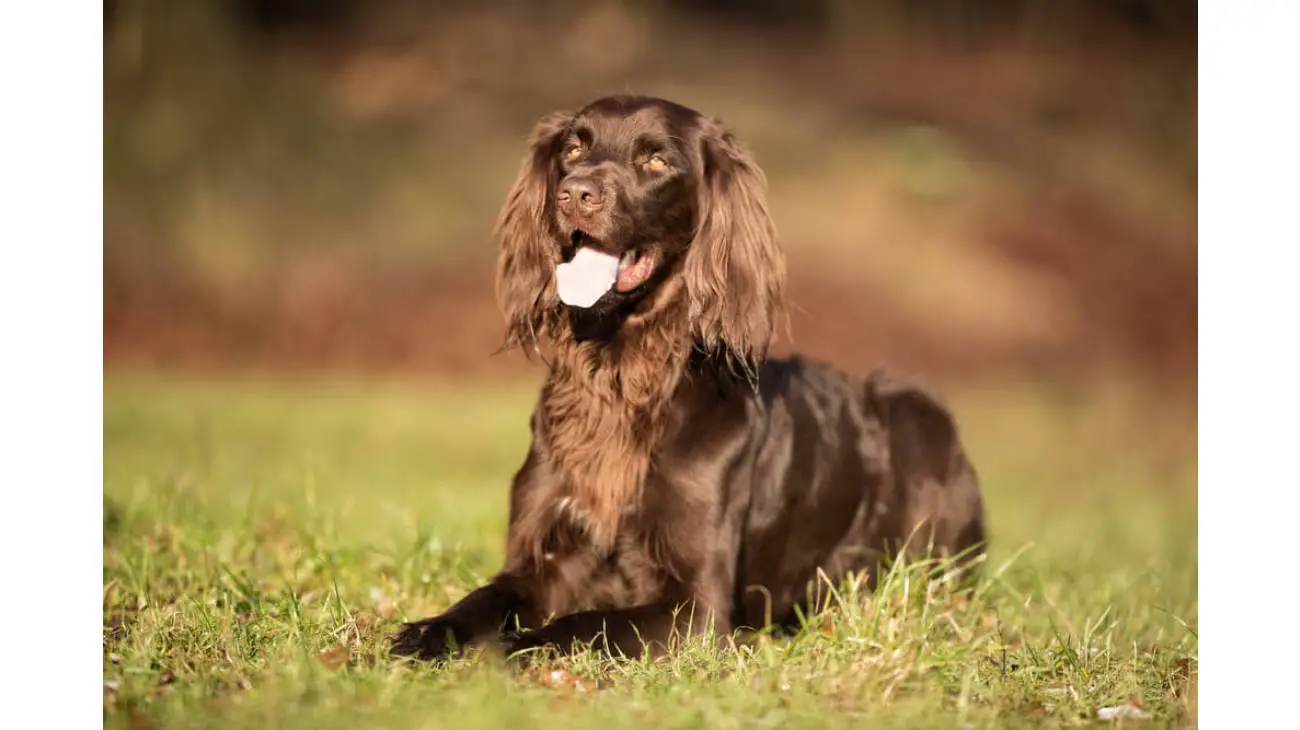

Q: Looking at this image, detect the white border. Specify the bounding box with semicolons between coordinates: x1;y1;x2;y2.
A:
1200;1;1300;726
0;2;103;726
0;1;1269;725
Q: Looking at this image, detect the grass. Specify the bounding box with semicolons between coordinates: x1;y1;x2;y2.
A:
103;374;1197;728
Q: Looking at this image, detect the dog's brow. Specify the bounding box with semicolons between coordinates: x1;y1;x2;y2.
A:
633;133;672;153
662;134;692;150
582;115;652;153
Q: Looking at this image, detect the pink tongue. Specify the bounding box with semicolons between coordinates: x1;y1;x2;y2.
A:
555;247;620;308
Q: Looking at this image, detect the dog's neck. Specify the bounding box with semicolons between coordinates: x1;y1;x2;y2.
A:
531;298;698;550
565;298;639;344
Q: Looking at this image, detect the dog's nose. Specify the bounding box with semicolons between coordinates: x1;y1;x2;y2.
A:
557;176;604;216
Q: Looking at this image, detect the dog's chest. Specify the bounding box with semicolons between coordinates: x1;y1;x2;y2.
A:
531;499;666;619
539;404;654;543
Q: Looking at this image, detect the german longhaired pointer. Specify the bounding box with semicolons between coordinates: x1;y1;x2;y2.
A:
391;95;987;661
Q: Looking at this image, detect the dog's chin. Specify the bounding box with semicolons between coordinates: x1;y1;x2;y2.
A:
565;284;648;343
564;259;675;343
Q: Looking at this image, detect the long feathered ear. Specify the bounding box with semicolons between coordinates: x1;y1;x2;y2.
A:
683;119;788;367
494;110;573;354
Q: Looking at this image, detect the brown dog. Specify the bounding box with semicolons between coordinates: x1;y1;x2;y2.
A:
390;95;987;661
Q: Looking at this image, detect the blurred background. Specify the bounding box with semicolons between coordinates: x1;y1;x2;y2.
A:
103;0;1196;395
102;6;1197;720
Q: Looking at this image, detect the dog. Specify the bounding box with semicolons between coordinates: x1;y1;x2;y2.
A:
390;95;987;661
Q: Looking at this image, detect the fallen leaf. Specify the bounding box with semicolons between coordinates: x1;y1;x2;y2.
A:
1097;703;1150;722
1018;701;1049;718
534;667;595;694
1171;657;1193;697
353;613;373;634
129;709;155;730
318;643;351;670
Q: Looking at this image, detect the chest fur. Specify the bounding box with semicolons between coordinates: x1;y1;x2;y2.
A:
537;358;673;547
528;502;669;620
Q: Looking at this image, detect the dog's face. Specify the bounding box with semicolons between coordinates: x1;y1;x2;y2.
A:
551;97;701;311
495;95;786;359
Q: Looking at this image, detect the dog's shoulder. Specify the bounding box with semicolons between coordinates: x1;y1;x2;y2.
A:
756;355;871;410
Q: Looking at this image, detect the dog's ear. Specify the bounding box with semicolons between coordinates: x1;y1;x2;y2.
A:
683;119;787;368
494;110;573;354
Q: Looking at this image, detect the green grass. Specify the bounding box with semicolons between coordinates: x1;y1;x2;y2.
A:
104;375;1197;728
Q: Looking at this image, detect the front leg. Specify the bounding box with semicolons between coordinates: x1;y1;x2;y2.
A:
508;563;735;659
390;573;533;661
393;442;555;661
506;598;727;659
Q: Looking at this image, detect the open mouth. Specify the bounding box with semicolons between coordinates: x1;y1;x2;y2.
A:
571;231;657;293
614;247;656;292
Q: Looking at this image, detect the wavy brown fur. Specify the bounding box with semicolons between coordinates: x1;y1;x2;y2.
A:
492;103;785;550
391;96;986;662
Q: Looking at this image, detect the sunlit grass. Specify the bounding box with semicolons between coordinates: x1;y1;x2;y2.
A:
104;375;1196;728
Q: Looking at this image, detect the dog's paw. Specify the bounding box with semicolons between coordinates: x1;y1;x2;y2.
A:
502;626;564;658
504;621;604;659
389;618;462;662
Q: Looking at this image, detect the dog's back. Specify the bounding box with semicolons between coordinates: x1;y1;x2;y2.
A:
732;356;986;629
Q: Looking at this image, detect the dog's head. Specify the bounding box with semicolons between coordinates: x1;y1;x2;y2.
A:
494;95;786;363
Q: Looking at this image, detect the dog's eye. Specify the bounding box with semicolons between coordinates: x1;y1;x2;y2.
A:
645;154;669;171
564;143;583;160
